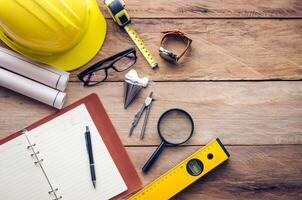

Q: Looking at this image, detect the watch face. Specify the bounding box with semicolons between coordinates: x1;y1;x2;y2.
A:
159;48;178;64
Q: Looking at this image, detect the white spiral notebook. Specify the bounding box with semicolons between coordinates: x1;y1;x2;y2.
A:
0;104;127;200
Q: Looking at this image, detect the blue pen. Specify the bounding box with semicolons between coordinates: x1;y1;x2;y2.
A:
85;126;96;188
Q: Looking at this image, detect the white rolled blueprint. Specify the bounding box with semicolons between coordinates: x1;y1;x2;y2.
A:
0;68;66;109
0;47;69;91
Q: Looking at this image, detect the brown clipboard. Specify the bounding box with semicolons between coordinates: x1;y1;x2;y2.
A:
0;93;142;199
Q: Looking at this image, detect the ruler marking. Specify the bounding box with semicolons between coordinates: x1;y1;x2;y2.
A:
124;24;158;68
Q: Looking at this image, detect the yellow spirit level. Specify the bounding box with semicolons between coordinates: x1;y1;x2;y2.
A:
104;0;158;69
129;138;230;200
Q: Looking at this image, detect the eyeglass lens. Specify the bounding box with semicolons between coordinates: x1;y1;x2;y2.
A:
80;49;136;85
114;52;136;71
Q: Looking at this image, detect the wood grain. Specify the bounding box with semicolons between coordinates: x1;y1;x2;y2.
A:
127;146;302;200
0;1;301;200
67;19;302;81
1;20;301;81
1;82;302;145
97;0;302;18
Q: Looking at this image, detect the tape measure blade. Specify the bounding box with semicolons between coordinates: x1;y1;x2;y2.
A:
124;24;158;68
129;139;229;200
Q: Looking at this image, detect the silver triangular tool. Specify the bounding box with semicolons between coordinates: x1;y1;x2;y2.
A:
124;81;143;108
124;69;149;109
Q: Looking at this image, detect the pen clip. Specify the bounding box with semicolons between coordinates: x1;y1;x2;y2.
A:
85;126;90;153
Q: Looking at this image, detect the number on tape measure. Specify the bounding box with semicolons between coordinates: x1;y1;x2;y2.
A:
125;24;158;69
129;138;230;200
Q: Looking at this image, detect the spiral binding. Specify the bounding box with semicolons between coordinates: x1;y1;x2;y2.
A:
22;129;63;199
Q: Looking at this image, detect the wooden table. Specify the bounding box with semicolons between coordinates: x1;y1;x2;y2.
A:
1;0;302;199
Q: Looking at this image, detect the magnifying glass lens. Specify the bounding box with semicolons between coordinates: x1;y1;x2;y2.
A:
143;109;194;173
159;110;193;144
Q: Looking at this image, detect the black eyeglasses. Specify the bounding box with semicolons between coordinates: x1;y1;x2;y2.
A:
78;47;137;86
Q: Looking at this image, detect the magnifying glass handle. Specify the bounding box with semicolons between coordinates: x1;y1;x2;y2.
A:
142;141;166;173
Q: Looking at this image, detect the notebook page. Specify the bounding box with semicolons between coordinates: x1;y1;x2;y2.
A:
27;104;127;200
0;134;52;200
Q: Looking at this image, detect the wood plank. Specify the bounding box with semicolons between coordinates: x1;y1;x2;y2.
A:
1;82;302;145
97;0;302;18
66;19;302;81
1;19;301;81
126;145;302;200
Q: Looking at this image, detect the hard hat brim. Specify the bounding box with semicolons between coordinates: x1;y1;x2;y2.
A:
0;1;107;71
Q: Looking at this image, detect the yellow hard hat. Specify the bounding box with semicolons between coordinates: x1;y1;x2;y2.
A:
0;0;107;71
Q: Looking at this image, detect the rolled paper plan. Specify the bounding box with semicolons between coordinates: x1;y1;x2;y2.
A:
0;47;69;91
0;68;66;109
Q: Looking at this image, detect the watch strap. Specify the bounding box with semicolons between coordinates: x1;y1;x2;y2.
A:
160;31;192;61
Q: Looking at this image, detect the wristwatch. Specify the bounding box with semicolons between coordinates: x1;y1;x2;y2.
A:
159;31;192;64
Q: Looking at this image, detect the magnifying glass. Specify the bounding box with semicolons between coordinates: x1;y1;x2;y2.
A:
142;108;194;173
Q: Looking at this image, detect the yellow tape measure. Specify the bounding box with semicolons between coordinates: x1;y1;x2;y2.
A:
129;138;230;200
104;0;158;69
124;24;157;68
